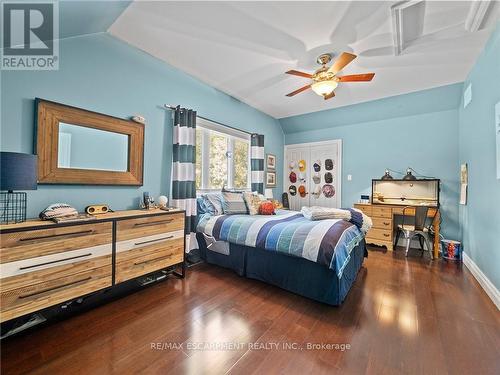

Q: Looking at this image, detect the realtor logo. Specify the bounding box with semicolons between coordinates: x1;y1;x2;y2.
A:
1;1;59;70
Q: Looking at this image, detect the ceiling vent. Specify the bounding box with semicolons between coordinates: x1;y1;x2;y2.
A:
465;1;492;32
391;1;426;55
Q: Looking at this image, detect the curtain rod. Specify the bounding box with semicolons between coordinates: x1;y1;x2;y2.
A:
164;104;252;136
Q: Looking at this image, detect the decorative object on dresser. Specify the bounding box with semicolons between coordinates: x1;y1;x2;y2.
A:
157;195;168;209
142;192;154;209
0;209;185;328
39;203;78;220
35;99;144;186
0;152;38;224
85;204;110;215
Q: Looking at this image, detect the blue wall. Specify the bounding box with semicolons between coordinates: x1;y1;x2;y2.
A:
458;22;500;289
281;85;462;240
0;33;284;217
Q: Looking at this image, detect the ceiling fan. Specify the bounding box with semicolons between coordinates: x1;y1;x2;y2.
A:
285;52;375;100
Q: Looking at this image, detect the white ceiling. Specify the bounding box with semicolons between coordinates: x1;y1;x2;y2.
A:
109;1;500;119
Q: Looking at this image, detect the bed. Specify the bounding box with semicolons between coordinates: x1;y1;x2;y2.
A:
196;201;368;305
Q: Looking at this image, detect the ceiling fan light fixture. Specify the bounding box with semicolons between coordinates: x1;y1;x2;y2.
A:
311;80;338;97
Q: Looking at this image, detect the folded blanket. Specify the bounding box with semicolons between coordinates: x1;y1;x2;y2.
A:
301;206;372;234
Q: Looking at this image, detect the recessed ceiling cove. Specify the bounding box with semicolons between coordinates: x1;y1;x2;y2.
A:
109;1;500;118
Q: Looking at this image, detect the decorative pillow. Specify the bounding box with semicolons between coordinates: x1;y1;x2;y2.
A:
243;192;261;215
259;201;275;215
221;191;248;214
203;193;224;215
198;196;215;216
257;193;267;202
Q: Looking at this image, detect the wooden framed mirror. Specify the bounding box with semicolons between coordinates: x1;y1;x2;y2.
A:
35;99;144;185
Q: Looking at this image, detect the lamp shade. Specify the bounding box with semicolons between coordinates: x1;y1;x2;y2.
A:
381;169;393;180
264;188;274;200
311;80;338;96
402;168;417;181
0;152;38;191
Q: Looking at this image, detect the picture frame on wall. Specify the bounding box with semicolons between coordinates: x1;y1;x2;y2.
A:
266;171;276;187
266;154;276;170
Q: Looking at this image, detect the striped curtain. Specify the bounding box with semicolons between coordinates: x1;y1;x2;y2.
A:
250;134;265;194
171;106;197;252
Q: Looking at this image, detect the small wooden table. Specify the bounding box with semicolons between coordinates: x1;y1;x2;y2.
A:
354;203;440;258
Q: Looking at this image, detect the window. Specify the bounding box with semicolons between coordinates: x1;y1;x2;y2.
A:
195;118;250;191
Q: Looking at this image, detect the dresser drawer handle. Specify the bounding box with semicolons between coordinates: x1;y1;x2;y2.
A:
133;219;173;228
383;233;390;237
19;253;93;271
18;276;92;299
19;230;94;243
383;222;390;226
133;253;175;266
134;235;174;246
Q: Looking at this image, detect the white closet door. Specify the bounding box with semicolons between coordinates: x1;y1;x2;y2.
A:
309;140;342;208
285;140;342;211
284;145;310;211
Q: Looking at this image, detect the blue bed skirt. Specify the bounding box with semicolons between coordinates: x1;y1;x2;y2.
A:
196;233;367;305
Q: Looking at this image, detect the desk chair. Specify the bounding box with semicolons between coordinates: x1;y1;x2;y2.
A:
394;206;435;260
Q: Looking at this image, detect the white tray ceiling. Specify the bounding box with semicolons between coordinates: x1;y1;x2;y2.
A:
109;1;499;118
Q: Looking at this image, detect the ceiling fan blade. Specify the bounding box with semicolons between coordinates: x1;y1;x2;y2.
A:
285;70;313;79
286;84;311;97
337;73;375;82
327;52;357;75
323;91;335;100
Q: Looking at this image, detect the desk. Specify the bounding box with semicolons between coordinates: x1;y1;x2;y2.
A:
354;203;440;258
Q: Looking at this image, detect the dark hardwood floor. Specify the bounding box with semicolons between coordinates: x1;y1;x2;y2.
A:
1;247;499;375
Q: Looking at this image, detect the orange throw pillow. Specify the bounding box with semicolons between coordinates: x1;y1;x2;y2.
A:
259;201;275;215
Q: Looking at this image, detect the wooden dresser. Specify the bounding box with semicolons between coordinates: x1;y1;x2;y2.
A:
354;204;394;251
0;209;185;323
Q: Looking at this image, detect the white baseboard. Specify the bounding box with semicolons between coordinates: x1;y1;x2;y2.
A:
462;252;500;310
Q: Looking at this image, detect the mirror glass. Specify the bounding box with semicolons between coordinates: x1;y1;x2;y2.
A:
57;123;129;171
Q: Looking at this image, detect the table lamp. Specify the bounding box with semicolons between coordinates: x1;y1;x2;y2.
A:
0;152;38;224
402;167;417;181
264;188;274;200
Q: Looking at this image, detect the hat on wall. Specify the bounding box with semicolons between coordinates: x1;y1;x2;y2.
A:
325;158;334;170
289;161;297;170
298;185;307;197
311;185;321;199
312;173;321;184
289;171;297;183
288;185;297;196
298;172;306;183
322;184;335;198
298;159;306;172
324;172;333;183
313;160;321;172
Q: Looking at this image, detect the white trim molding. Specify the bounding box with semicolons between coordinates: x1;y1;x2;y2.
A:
463;252;500;310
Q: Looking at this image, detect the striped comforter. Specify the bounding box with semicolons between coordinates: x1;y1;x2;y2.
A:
197;210;364;277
